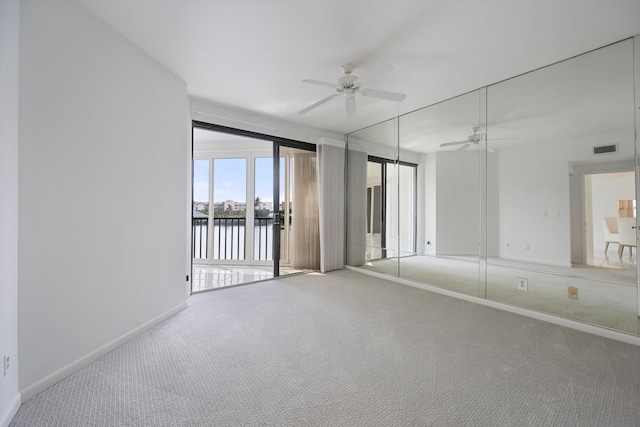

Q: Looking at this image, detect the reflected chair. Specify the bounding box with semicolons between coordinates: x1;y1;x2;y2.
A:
616;217;636;258
602;217;619;254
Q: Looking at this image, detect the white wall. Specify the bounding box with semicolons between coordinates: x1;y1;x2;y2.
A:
19;0;189;399
192;98;344;145
422;153;437;255
435;151;480;256
426;150;500;258
0;1;21;425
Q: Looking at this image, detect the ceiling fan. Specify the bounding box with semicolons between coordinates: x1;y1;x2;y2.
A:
439;127;511;152
298;62;406;118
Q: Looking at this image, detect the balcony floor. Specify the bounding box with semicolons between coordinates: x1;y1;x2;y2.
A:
192;263;303;292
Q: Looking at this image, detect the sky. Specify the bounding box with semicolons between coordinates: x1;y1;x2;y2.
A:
193;157;283;206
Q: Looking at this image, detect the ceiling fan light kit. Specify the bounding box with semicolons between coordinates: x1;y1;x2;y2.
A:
298;62;406;118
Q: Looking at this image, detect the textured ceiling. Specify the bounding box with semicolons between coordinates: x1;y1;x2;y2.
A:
79;0;640;136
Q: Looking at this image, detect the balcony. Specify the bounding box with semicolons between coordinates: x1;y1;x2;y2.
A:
192;216;301;291
193;216;275;260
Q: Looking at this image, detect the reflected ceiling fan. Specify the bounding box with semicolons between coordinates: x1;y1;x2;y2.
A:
439;127;513;152
298;62;406;118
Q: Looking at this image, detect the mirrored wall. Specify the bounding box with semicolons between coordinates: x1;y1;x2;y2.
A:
346;36;640;335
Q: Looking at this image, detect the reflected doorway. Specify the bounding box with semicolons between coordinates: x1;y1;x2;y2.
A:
584;170;636;268
365;157;417;262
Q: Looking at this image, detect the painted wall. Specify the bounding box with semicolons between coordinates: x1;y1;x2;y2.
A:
0;1;21;425
191;98;344;145
434;151;499;256
18;0;189;399
422;153;437;255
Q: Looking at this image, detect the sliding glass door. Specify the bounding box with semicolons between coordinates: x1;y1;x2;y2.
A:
191;123;317;292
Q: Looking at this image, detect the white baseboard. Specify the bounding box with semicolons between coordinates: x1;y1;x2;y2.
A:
346;265;640;347
0;393;21;427
20;302;187;402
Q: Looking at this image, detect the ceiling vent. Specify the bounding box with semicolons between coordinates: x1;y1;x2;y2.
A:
593;144;617;155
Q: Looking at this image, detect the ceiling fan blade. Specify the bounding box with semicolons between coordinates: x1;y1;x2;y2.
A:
345;95;356;118
360;88;406;102
301;79;337;89
439;140;467;148
298;94;339;115
455;144;469;151
356;62;393;86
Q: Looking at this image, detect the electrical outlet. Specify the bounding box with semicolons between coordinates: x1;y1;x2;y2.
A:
3;355;9;377
517;277;528;291
568;286;579;300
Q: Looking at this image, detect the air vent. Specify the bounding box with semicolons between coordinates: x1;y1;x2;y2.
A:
593;144;617;155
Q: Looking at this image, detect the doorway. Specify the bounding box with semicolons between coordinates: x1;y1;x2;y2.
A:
191;122;318;292
570;159;636;271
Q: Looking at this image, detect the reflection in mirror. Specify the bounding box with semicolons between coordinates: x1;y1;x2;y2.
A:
399;91;486;296
366;160;384;260
485;38;638;334
395;90;485;297
346;36;639;335
346;118;399;277
347;90;487;297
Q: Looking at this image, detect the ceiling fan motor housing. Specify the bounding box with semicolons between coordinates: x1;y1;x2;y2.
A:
338;75;359;90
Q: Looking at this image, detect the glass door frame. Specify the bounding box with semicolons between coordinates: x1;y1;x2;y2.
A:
191;121;315;292
367;155;418;259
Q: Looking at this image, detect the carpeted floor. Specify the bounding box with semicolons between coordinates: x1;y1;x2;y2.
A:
11;269;640;426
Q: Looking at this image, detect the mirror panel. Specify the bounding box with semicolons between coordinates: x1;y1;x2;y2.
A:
346;36;639;335
396;91;483;296
346;118;399;277
485;38;638;333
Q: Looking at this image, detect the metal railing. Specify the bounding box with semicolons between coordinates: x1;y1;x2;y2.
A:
192;216;274;261
254;217;273;261
192;217;208;259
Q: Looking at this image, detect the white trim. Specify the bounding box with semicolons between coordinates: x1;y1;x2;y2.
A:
317;137;346;149
346;265;640;347
0;393;20;427
191;97;344;145
20;302;187;402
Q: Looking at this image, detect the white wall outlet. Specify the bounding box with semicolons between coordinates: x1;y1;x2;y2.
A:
3;355;9;377
517;277;528;291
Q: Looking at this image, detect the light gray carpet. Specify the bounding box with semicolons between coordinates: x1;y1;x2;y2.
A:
11;269;640;426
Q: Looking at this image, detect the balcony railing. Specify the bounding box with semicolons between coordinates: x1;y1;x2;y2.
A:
192;216;274;261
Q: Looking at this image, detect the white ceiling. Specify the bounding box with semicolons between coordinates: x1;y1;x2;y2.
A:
79;0;640;136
